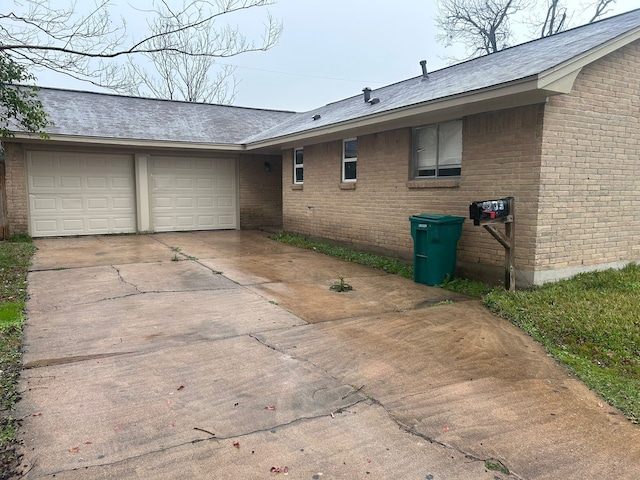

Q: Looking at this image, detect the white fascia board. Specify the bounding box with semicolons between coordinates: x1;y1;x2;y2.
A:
538;27;640;91
245;76;547;150
8;134;246;152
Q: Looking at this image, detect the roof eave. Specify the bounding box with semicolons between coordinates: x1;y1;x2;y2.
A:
538;25;640;91
4;134;247;152
244;75;567;151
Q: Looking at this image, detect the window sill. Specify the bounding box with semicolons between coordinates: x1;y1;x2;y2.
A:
291;184;303;190
407;178;460;189
339;182;356;190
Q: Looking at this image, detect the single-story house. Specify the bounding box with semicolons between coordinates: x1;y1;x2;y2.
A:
2;8;639;287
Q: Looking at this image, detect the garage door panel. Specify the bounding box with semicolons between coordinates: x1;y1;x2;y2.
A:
27;152;136;237
219;215;236;227
60;177;83;190
150;156;237;232
59;157;81;168
31;176;55;189
216;177;234;189
32;198;57;211
198;197;214;208
33;219;58;234
217;196;234;208
87;198;108;209
113;197;134;209
176;178;193;189
61;198;83;210
196;178;214;189
112;177;133;189
86;177;107;189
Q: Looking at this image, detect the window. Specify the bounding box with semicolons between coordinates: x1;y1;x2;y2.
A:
412;120;462;178
294;148;304;184
342;138;357;182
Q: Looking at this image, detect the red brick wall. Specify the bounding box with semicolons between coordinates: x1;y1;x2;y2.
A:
239;154;283;229
538;40;640;272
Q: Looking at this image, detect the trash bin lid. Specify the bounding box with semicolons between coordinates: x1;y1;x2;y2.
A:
409;213;466;224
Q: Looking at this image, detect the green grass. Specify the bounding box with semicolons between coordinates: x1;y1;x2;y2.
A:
485;264;640;423
0;237;36;474
270;233;413;279
271;233;640;423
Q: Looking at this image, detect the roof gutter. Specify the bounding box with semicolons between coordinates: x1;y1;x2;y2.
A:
5;134;246;152
537;25;640;91
244;75;558;150
246;25;640;151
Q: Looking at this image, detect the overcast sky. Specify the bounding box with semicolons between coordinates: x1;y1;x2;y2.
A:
32;0;640;112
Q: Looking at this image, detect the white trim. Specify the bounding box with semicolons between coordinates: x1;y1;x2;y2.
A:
10;134;245;152
342;138;357;183
293;147;304;185
134;154;150;232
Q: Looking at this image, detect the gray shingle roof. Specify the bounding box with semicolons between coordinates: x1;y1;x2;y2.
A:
244;8;640;144
33;88;295;145
19;8;640;147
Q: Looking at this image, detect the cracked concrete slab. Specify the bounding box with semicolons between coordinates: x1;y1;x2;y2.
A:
22;288;305;363
18;231;640;479
30;235;173;270
255;302;640;479
198;250;389;285
19;336;363;478
46;402;506;480
26;266;140;313
114;260;238;292
150;230;299;259
245;275;467;323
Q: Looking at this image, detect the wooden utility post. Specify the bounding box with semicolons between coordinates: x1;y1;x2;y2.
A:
469;197;515;292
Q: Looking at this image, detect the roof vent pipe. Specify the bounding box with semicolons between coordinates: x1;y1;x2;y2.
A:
363;87;371;102
420;60;428;79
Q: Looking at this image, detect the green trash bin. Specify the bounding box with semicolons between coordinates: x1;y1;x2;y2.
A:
409;214;466;286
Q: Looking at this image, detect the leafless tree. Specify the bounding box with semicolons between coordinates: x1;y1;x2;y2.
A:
0;0;282;102
436;0;530;57
436;0;619;60
540;0;568;37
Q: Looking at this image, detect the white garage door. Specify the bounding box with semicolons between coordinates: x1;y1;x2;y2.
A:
27;152;136;237
150;156;237;232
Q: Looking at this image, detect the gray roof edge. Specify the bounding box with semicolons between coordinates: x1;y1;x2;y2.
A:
8;132;248;151
33;85;298;115
244;8;640;146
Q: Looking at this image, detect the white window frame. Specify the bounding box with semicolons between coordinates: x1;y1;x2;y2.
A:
412;120;462;179
294;148;304;184
342;138;357;182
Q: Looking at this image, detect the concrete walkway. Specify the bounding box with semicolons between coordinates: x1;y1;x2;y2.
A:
18;231;640;479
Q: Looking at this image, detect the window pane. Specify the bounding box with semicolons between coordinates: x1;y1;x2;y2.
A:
295;149;304;165
416;126;437;175
438;121;462;167
437;167;461;177
344;139;357;159
295;167;303;182
344;160;357;180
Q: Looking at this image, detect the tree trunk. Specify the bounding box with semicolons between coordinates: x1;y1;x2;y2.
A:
0;160;8;239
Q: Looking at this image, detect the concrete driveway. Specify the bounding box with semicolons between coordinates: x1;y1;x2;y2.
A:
18;231;640;479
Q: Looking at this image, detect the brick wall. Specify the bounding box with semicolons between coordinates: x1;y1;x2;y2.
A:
239;154;283;229
2;142;28;236
537;40;640;273
282;105;545;283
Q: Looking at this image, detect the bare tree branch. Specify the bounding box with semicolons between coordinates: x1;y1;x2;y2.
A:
436;0;619;61
0;0;282;100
